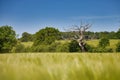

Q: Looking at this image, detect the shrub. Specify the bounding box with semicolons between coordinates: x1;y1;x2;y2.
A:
48;42;60;52
11;43;26;53
32;42;69;52
99;38;110;48
116;42;120;52
85;44;94;52
32;45;49;52
56;43;69;52
69;40;80;52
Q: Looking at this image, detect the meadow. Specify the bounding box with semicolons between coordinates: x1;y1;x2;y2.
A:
22;39;120;47
86;39;119;47
0;53;120;80
21;39;120;51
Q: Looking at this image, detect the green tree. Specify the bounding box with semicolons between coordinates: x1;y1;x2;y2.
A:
98;38;110;48
109;31;117;39
20;32;33;42
116;29;120;39
33;27;60;46
0;25;17;53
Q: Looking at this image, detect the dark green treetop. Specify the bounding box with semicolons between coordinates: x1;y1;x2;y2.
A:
33;27;60;46
0;25;17;53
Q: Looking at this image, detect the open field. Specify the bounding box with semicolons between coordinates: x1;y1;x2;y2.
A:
0;53;120;80
22;39;120;48
86;39;120;47
21;39;120;52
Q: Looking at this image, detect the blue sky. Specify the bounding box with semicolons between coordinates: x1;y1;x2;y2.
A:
0;0;120;36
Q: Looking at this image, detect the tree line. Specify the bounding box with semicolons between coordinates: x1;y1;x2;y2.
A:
0;25;120;53
20;29;120;42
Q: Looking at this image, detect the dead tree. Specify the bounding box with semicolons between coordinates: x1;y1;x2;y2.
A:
72;22;91;52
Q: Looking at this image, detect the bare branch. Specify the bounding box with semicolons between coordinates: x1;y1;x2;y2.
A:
83;24;92;31
69;22;92;52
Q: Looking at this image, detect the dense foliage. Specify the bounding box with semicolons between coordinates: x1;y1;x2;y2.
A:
116;29;120;39
116;42;120;52
33;27;60;46
0;25;17;53
61;31;119;40
0;25;120;53
98;38;110;48
69;40;80;52
20;32;33;42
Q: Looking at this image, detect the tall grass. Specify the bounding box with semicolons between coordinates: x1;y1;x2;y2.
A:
0;53;120;80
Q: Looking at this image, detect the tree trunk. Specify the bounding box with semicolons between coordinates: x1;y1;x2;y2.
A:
78;39;86;52
78;31;86;52
71;23;91;52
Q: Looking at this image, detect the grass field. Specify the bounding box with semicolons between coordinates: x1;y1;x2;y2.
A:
86;39;120;47
0;53;120;80
22;39;120;48
21;39;120;52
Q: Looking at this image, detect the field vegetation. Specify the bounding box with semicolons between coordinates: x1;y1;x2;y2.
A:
86;39;120;48
0;26;120;53
0;23;120;80
0;53;120;80
21;39;120;52
21;39;120;48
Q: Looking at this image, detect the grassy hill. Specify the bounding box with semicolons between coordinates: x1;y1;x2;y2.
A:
0;53;120;80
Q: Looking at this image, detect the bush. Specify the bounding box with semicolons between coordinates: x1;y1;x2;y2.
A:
99;38;110;48
11;43;25;53
48;42;60;52
68;40;94;52
69;40;80;52
32;42;60;52
32;41;69;52
32;45;49;52
56;43;69;52
85;44;94;52
11;41;33;53
116;42;120;52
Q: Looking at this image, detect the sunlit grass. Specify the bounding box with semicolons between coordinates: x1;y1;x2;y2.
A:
86;39;99;47
86;39;119;47
21;39;120;48
0;53;120;80
109;39;120;49
21;42;33;47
